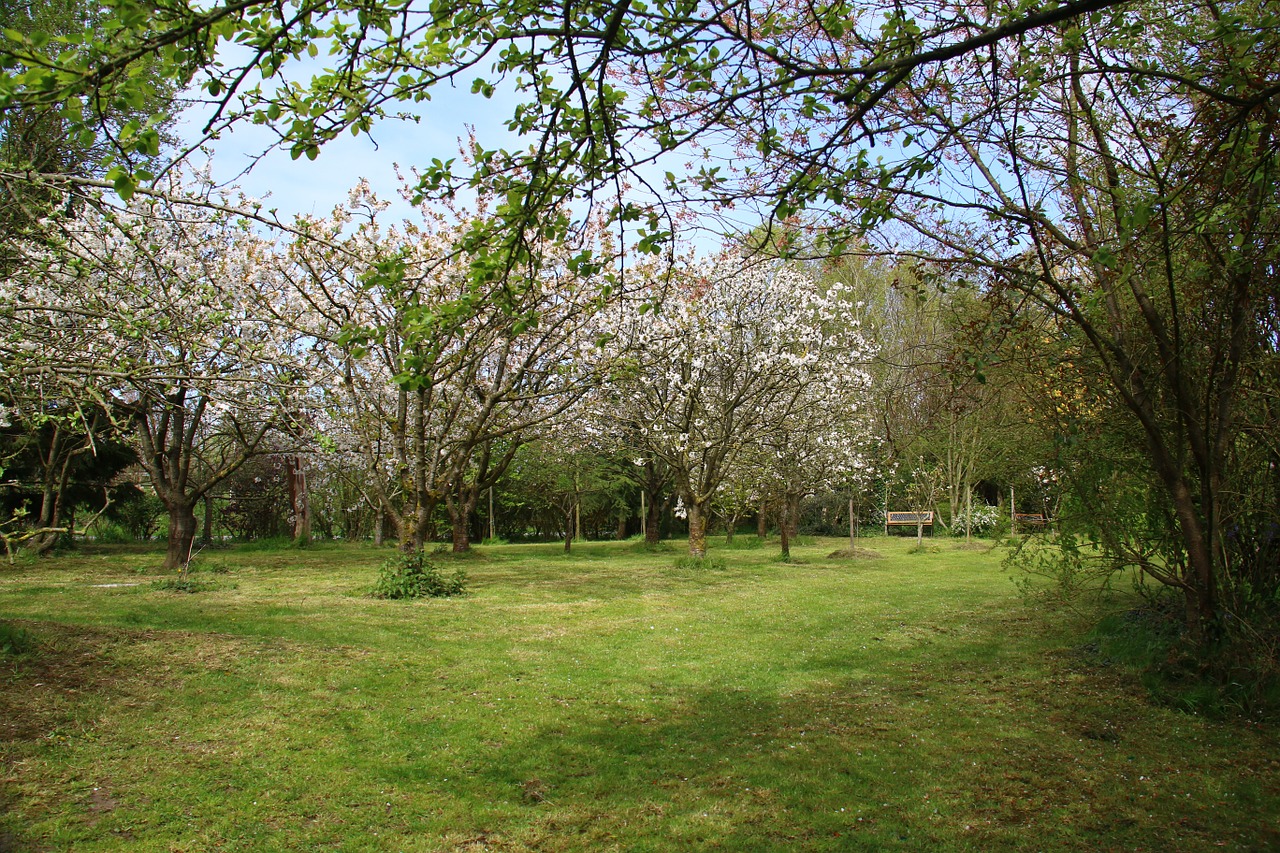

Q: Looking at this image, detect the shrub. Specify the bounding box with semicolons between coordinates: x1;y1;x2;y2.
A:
952;503;1004;537
87;521;133;544
109;490;165;541
372;550;468;600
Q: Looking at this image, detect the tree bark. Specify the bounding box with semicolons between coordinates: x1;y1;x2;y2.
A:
849;497;857;549
447;490;477;553
779;492;800;560
644;492;662;545
29;423;75;555
687;500;708;558
287;454;311;546
779;502;791;561
450;518;470;552
164;501;198;571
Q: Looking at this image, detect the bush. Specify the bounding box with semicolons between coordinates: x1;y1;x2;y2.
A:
952;503;1004;537
372;550;468;600
110;490;165;541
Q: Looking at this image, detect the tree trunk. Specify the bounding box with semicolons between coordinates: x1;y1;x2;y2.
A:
451;519;470;552
849;497;857;549
779;492;800;560
400;492;438;553
779;501;791;562
164;501;198;571
563;508;574;553
757;500;768;539
687;501;708;558
964;485;972;545
488;486;497;542
447;491;477;553
287;454;311;546
29;425;74;555
644;493;662;546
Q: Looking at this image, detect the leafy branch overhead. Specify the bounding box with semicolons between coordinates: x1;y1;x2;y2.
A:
2;0;1162;242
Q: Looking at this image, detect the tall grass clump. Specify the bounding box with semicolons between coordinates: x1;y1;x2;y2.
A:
673;554;726;571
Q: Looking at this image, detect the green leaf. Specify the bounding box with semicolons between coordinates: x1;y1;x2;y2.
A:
107;167;136;202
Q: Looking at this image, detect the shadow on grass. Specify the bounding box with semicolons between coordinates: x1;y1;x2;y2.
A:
443;618;1280;852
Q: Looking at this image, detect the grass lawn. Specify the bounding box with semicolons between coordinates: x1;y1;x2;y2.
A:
1;535;1276;851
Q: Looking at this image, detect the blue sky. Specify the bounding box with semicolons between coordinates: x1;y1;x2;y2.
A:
179;80;520;222
175;56;740;256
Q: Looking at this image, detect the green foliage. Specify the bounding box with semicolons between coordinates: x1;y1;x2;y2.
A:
108;489;164;541
1005;533;1115;609
235;536;309;553
86;520;132;544
1086;600;1280;720
1013;536;1280;719
371;550;467;600
0;620;33;655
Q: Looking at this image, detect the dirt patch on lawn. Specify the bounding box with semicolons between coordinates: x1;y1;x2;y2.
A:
827;547;885;560
1;620;161;850
0;620;153;744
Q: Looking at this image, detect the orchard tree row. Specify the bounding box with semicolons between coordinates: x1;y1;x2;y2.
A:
2;170;1049;567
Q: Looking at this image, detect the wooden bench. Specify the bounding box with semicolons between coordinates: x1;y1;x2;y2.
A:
886;511;934;535
1013;513;1047;530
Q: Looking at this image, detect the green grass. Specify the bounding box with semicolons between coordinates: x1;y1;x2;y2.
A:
1;536;1276;851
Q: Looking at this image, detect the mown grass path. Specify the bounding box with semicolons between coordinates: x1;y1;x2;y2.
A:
2;537;1276;851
